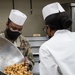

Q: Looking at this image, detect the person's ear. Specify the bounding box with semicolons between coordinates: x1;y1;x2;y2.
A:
46;25;49;29
6;22;9;28
46;25;52;32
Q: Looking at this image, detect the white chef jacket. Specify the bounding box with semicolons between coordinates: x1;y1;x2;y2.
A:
39;30;75;75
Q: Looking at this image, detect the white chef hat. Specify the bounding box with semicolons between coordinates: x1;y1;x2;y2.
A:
42;2;65;20
9;9;27;26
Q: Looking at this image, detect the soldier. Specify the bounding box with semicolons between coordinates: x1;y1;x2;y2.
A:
0;9;34;70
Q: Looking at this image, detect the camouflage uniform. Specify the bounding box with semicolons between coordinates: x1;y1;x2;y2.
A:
0;31;34;70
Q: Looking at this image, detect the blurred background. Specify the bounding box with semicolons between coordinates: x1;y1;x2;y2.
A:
0;0;75;36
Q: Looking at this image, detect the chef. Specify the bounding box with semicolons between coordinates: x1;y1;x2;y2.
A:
0;9;34;70
39;2;75;75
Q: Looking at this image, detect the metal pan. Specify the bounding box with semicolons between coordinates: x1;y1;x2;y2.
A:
0;71;6;75
0;36;24;72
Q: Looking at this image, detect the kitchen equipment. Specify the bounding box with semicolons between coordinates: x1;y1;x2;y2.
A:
0;36;24;72
71;3;75;31
0;71;6;75
25;36;48;75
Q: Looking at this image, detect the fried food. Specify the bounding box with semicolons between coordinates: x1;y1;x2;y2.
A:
4;62;33;75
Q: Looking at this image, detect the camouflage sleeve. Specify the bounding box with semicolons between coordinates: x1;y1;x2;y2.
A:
20;37;34;70
25;47;35;70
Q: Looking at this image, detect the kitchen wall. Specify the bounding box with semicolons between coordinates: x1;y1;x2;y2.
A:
0;0;75;36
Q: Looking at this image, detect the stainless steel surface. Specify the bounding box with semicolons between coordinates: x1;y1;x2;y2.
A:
25;36;48;75
32;55;39;75
25;36;48;54
0;71;6;75
71;3;75;31
25;36;48;41
0;36;24;72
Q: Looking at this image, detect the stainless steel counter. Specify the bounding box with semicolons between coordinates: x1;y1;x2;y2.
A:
25;36;48;75
32;54;39;75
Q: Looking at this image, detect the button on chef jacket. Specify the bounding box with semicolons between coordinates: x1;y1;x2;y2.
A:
39;29;75;75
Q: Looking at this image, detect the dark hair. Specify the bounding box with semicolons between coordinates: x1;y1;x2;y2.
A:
45;12;72;30
7;18;11;25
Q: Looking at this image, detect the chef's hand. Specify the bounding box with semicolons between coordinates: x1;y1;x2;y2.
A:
24;57;30;66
